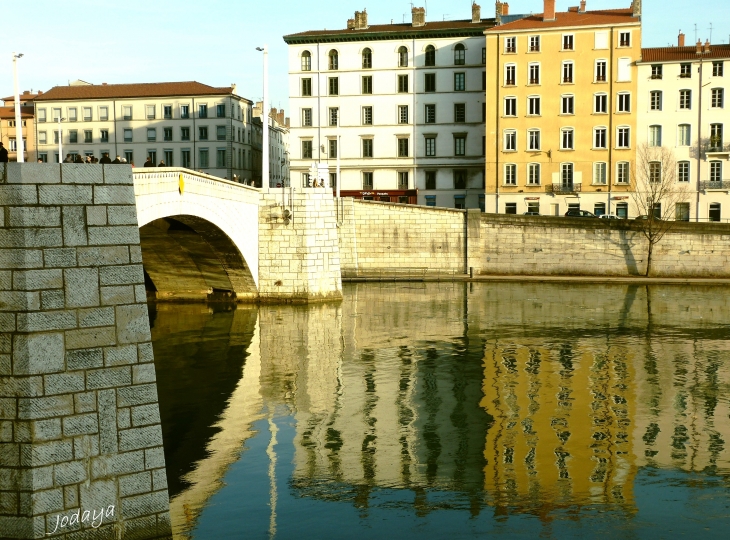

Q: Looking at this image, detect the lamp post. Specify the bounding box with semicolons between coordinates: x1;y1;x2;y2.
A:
696;40;711;221
256;46;269;188
58;117;64;163
12;52;24;163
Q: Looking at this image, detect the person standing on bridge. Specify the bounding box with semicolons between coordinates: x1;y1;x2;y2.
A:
112;155;121;164
99;152;112;164
143;157;154;167
157;160;166;167
0;142;9;163
63;154;73;163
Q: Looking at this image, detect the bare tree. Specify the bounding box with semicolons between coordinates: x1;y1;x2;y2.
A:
630;144;690;276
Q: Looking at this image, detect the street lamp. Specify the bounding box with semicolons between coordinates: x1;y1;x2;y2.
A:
12;52;24;163
57;117;65;163
696;39;711;221
256;46;269;189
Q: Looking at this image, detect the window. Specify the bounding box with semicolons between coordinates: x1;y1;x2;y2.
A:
421;105;435;125
302;108;312;126
619;31;631;47
398;171;409;189
99;107;108;121
329;107;338;126
454;136;466;156
362;47;372;68
617;126;630;148
710;124;724;150
69;130;78;143
616;202;628;218
68;108;77;122
676;202;690;221
301;50;311;71
651;64;663;79
593;202;606;217
594;127;607;149
145;105;155;120
53;131;59;144
453;170;467;189
180;105;190;119
328;139;337;159
399;105;409;124
529;63;540;84
328;50;338;70
482;103;486;122
181;127;190;141
678;161;690;182
505;202;517;214
561;94;575;115
81;130;91;143
561;128;574;150
425;171;436;189
363;138;373;158
617;162;630;184
38;109;46;123
83;107;92;121
504;130;516;151
363;172;373;189
425;45;436;66
595;60;607;82
199;104;208;118
617;57;631;82
594;93;608;113
528;129;540;151
594;30;609;49
680;63;691;78
504;97;517;116
216;126;226;141
425;137;436;157
53;108;62;121
649;125;662;147
650;90;663;110
454;104;465;123
617;92;631;112
504;37;516;53
398;74;409;93
709;203;722;222
398;138;409;157
678;124;691;146
38;153;47;163
362;76;372;94
530;35;540;52
713;61;724;77
454;73;465;91
562;61;574;83
100;130;109;143
712;88;724;108
679;89;691;109
124;129;132;142
147;128;156;142
528;163;541;185
563;34;574;50
199;126;208;140
649;162;662;183
561;163;574;186
527;96;540;116
302;140;313;159
710;161;722;183
505;64;516;86
362;106;373;125
594;162;607;184
199;148;209;168
425;73;436;92
163;149;173;168
329;77;339;95
302;78;312;96
482;71;486;90
454;44;465;65
504;164;517;185
38;131;47;145
396;46;409;67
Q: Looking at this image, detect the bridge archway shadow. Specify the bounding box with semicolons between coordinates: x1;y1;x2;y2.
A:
140;216;258;302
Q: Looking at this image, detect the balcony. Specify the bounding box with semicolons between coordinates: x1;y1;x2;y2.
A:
701;180;730;191
547;183;581;194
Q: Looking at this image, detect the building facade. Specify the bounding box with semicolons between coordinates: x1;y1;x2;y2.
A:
637;38;730;222
33;81;256;182
485;0;642;217
254;103;291;187
0;90;41;162
284;4;494;209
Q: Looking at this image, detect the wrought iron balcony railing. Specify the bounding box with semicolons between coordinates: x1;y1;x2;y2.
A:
701;180;730;190
547;183;581;194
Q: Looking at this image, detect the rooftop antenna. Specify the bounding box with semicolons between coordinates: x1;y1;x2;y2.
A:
708;23;713;44
694;23;697;44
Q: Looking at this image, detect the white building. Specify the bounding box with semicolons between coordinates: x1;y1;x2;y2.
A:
284;4;494;209
637;37;730;221
254;103;291;187
33;81;256;182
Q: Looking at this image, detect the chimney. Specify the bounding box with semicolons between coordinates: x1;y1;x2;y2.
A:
678;31;685;47
495;1;502;24
412;6;425;27
696;40;702;54
543;0;556;21
472;2;481;23
502;3;508;15
631;0;641;18
354;9;368;30
579;0;586;12
347;18;355;29
704;39;711;53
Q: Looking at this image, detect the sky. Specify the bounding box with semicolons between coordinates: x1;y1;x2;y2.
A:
1;0;728;113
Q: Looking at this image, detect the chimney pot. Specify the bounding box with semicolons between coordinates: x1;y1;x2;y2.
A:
411;6;426;27
696;40;702;54
472;2;481;23
579;0;586;12
502;2;508;15
704;39;711;53
678;31;685;47
543;0;556;21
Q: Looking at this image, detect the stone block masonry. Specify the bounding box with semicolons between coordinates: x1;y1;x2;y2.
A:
0;163;171;539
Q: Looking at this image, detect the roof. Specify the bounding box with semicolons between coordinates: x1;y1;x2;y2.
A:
284;18;497;44
640;44;730;63
0;106;34;119
1;91;43;103
485;8;638;32
34;81;244;102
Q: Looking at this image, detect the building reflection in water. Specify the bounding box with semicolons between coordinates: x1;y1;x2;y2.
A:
151;283;730;537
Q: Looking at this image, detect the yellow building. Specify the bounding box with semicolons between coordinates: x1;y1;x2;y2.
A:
485;0;641;218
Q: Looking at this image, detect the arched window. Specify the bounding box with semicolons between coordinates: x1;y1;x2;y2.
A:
425;45;436;66
362;48;372;69
454;44;465;65
328;50;338;70
398;46;408;67
301;50;311;71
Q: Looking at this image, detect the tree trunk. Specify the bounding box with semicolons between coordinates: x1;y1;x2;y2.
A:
645;240;654;277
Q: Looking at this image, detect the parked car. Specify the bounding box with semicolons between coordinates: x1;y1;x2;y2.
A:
634;215;663;221
599;213;619;219
523;211;540;216
564;209;597;218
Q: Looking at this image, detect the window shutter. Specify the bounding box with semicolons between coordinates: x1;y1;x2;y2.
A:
617;57;631;82
594;31;609;49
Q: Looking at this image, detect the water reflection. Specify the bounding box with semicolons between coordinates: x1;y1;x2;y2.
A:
150;283;730;538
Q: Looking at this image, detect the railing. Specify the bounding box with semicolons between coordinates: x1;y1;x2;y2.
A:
547;183;581;194
563;76;573;83
701;180;730;190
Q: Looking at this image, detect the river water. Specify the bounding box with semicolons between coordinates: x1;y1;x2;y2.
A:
149;282;730;539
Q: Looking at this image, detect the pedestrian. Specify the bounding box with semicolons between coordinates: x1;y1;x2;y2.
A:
92;156;98;164
99;152;112;164
85;155;92;164
111;155;121;164
157;160;165;167
0;142;7;163
37;158;43;163
120;158;128;164
143;157;154;167
75;155;84;163
63;153;73;163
